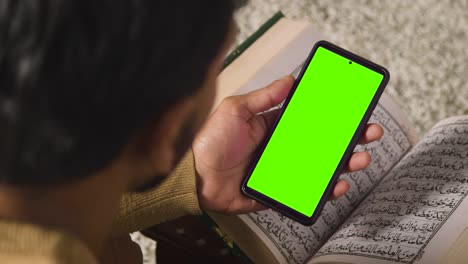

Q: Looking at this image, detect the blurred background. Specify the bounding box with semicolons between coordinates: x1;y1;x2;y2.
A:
136;0;468;263
234;0;467;136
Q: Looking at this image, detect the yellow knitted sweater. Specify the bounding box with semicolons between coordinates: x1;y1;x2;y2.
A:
0;150;201;263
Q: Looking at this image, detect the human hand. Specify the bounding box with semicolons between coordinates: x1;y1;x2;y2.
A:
193;76;384;214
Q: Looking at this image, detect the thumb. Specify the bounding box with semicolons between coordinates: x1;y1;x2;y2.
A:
240;76;295;114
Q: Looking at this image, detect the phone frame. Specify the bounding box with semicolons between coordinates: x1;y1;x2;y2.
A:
241;40;390;226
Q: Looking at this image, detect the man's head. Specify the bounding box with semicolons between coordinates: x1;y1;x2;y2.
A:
0;0;242;191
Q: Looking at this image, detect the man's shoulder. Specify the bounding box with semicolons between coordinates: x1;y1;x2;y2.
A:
0;219;98;264
0;254;63;264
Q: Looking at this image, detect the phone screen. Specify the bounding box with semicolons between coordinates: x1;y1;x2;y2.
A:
245;45;384;217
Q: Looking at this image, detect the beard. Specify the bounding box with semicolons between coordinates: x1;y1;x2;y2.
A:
130;116;198;193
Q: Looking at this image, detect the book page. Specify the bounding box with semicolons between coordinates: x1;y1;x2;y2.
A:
215;18;317;109
215;17;418;264
238;88;416;264
311;116;468;264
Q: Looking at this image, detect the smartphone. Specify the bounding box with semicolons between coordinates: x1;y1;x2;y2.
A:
241;40;389;225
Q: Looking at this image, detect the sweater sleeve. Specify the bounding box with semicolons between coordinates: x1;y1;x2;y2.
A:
111;149;202;236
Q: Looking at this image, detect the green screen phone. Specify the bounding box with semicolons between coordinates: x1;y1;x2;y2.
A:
241;40;389;225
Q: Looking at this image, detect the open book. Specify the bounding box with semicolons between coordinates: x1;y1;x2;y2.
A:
209;13;468;264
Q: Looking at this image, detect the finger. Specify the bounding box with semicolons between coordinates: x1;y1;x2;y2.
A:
358;124;384;144
230;198;268;214
329;180;350;200
240;76;294;114
256;108;282;131
250;199;268;212
344;151;372;173
260;114;383;145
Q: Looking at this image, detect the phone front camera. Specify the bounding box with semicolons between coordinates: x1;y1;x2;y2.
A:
349;61;352;64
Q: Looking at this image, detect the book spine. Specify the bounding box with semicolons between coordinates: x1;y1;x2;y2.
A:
203;11;286;263
222;11;284;70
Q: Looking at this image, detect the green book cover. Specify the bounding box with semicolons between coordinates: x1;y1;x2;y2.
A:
200;213;255;264
222;11;284;70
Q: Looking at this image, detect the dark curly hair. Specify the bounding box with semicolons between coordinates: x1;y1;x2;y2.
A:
0;0;246;185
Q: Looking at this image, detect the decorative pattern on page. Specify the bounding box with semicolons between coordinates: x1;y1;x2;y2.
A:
240;99;413;264
316;116;468;263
